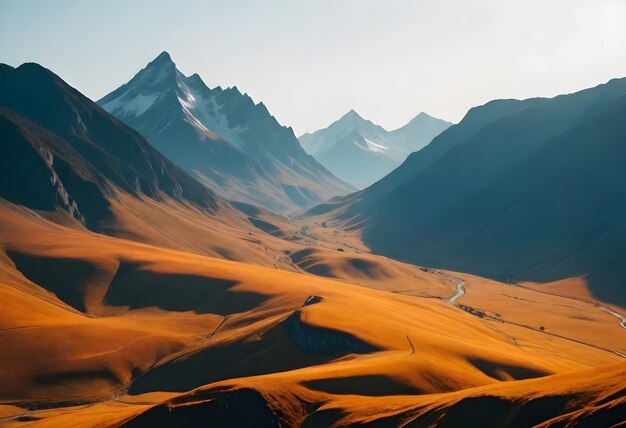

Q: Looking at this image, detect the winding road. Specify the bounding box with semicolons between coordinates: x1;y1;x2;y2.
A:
430;270;466;308
431;269;626;359
604;307;626;329
447;278;466;306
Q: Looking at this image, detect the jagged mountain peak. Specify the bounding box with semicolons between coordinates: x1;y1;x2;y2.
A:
392;112;452;137
138;51;177;78
409;112;433;122
140;51;177;80
153;50;173;63
300;109;387;156
342;108;363;119
98;53;181;121
299;108;452;188
334;110;387;137
337;109;371;126
186;72;205;85
98;52;352;212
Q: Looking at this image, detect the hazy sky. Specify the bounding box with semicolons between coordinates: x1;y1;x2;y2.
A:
1;0;625;134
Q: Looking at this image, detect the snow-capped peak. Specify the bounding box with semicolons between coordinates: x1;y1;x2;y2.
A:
174;70;248;146
356;137;388;153
100;52;253;149
99;52;177;118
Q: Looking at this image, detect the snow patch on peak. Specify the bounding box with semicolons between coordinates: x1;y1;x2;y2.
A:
354;137;388;153
101;53;255;151
175;74;247;147
363;138;388;153
102;93;160;117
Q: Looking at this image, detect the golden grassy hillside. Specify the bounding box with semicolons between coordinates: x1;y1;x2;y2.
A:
0;202;624;426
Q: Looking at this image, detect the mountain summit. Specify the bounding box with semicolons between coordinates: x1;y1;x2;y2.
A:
98;52;352;212
299;110;451;188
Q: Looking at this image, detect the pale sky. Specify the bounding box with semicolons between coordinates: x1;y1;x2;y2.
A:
1;0;625;135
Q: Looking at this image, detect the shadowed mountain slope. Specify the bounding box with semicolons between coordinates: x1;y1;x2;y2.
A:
0;62;303;267
309;77;626;306
0;62;220;229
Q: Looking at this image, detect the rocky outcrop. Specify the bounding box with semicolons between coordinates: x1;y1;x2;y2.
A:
303;295;323;307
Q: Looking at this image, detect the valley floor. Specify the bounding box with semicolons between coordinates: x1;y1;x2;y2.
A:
0;202;624;427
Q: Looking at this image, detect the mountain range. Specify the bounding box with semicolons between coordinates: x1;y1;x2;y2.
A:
307;77;626;306
0;62;221;229
299;109;451;187
98;52;352;212
0;61;308;266
1;56;625;426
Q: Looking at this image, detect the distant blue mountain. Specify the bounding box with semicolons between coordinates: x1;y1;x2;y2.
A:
299;109;451;188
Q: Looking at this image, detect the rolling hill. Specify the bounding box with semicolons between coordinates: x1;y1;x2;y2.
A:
0;202;623;426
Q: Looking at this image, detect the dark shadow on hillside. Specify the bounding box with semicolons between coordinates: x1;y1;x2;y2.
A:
302;374;420;396
468;357;551;381
247;217;285;238
123;388;279;428
408;395;571;428
7;251;98;312
104;262;268;315
130;309;376;394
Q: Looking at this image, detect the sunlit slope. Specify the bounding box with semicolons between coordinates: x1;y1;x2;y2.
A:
301;359;626;427
7;361;624;427
1;203;621;413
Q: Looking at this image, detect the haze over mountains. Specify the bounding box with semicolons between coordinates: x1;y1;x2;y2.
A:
299;110;451;187
308;77;626;307
98;52;352;212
